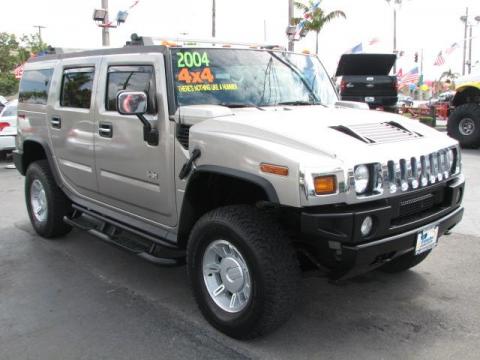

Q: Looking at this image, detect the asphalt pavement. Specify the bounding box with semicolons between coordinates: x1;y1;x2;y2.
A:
0;149;479;360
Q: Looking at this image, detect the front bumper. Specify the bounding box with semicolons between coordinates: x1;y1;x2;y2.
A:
300;177;464;279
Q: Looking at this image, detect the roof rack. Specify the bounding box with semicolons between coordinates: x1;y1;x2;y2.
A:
126;33;286;51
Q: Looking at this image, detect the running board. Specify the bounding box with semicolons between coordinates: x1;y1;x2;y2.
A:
63;207;185;267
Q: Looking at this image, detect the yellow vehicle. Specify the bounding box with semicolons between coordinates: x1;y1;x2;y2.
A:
448;76;480;148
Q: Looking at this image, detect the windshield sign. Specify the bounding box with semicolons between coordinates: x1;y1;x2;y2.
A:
172;48;337;108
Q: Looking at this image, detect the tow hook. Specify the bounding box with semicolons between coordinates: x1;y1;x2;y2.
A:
179;148;201;179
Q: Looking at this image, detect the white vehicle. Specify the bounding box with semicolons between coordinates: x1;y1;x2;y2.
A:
0;100;17;157
14;36;465;338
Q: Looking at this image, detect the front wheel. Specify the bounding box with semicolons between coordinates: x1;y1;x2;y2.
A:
447;103;480;148
187;205;300;339
25;160;72;238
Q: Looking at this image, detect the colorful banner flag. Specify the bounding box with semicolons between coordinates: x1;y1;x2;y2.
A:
294;1;321;40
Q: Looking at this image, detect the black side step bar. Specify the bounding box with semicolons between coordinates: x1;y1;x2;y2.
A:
64;206;185;267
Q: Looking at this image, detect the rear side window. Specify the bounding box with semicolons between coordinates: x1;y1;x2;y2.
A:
106;65;156;114
60;67;95;109
19;69;54;105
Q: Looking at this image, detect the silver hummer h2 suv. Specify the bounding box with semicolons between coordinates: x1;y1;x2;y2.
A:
14;35;464;339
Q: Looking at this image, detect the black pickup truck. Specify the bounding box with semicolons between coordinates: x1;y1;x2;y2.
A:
336;54;398;110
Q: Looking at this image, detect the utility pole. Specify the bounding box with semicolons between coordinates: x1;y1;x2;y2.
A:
468;24;473;74
288;0;294;51
393;7;397;74
212;0;216;38
33;25;46;43
462;7;468;76
101;0;110;46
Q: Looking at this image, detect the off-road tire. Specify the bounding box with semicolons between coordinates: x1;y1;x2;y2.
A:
187;205;300;339
25;160;72;238
379;250;431;273
447;103;480;148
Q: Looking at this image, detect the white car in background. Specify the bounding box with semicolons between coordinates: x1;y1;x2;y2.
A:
0;99;18;158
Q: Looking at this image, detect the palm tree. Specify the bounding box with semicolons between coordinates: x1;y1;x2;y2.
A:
439;69;459;83
293;0;346;54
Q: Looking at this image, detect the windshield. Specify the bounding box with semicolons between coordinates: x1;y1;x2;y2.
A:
172;48;337;108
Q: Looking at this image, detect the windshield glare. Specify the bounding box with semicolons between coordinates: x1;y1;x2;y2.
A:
172;48;337;108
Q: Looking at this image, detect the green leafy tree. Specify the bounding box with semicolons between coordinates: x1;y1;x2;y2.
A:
0;32;49;96
0;33;21;96
294;0;346;54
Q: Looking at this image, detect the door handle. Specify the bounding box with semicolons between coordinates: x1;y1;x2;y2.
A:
51;116;61;129
99;123;113;138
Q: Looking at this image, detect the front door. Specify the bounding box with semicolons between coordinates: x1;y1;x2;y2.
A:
93;54;177;227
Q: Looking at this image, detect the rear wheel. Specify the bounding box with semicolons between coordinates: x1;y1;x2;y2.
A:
187;205;300;339
447;103;480;148
379;250;430;273
25;160;72;238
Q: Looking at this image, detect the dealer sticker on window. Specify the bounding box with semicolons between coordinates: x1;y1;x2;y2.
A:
415;226;439;255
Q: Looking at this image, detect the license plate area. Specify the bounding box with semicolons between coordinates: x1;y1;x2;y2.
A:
365;96;375;103
415;226;439;255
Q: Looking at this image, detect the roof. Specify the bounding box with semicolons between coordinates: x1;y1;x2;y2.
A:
27;45;169;63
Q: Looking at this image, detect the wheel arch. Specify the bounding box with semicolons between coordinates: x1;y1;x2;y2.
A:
452;85;480;107
19;139;62;186
177;165;279;249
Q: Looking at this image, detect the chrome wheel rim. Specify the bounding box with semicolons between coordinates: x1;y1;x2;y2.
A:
30;179;48;222
459;117;475;136
202;240;251;313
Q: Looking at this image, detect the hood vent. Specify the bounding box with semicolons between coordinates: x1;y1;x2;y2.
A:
331;121;422;144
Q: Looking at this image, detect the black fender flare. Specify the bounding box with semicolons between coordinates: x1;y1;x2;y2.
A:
17;139;63;187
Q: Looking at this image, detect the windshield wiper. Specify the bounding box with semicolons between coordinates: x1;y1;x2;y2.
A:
218;103;265;111
277;100;315;106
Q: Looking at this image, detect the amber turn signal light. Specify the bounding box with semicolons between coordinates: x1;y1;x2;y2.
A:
314;175;337;195
260;163;289;176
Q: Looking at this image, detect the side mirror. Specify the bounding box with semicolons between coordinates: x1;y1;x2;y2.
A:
117;91;148;115
116;91;158;146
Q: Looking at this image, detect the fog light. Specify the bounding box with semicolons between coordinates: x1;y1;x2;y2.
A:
361;216;373;237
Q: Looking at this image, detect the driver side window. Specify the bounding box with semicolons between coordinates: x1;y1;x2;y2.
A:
106;65;156;114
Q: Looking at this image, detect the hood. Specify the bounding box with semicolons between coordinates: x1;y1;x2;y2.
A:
335;54;397;77
189;106;456;167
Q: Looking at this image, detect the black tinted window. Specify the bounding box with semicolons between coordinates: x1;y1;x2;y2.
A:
61;67;95;109
106;65;156;113
19;69;53;105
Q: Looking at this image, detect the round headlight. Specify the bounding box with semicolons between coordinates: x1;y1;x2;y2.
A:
354;165;370;194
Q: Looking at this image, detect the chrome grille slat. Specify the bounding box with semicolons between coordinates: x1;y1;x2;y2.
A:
368;147;458;197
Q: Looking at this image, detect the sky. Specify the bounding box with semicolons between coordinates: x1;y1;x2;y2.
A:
1;0;479;80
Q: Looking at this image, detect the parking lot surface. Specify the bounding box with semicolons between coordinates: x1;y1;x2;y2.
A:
1;150;479;360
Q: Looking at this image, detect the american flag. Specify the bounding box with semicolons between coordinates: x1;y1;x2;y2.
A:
434;51;446;66
445;42;459;55
399;67;419;87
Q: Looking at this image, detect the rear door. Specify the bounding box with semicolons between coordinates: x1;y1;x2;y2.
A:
93;53;177;227
48;57;100;196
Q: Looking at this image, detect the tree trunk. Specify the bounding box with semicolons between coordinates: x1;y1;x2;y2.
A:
315;31;319;54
